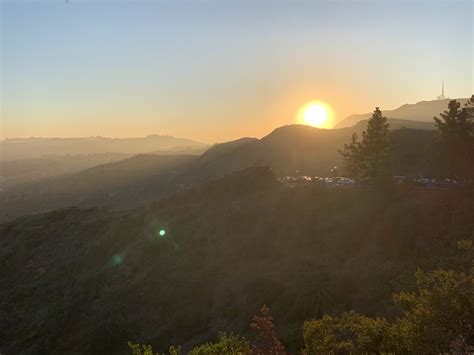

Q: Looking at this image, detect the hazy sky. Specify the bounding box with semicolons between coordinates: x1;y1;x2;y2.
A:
1;0;473;143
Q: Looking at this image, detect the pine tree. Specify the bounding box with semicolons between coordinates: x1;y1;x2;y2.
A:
339;107;390;179
339;133;363;178
361;107;391;178
434;97;474;182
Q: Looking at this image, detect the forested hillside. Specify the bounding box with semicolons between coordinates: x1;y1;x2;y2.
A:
1;167;472;354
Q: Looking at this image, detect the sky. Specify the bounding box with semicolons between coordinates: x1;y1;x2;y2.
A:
1;0;473;143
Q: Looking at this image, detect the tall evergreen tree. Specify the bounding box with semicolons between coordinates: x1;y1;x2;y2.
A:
434;97;474;182
339;107;390;179
339;133;363;178
361;107;391;177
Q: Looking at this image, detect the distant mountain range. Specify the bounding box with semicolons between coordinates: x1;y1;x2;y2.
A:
3;97;452;163
2;99;451;162
0;134;207;161
336;98;470;128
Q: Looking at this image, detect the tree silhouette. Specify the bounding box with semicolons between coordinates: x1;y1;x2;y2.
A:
434;97;474;182
339;107;390;179
340;133;363;178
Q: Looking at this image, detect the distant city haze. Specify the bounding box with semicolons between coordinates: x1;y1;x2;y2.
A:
2;0;472;142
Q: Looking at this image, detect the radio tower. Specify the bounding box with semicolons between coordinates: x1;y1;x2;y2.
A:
437;81;446;100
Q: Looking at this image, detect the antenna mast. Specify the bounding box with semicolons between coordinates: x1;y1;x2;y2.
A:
437;81;446;100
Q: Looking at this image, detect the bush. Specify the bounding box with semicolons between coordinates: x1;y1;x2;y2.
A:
189;333;251;355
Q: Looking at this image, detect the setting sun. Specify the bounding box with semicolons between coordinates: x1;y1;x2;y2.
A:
298;101;333;128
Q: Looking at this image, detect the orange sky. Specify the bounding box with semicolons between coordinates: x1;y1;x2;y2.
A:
2;1;472;143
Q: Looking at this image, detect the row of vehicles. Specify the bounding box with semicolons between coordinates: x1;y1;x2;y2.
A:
279;175;460;187
279;176;356;186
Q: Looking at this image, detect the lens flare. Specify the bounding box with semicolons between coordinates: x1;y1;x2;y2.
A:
111;254;124;266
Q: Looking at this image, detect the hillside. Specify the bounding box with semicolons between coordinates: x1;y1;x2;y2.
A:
336;98;470;128
188;123;436;180
195;125;351;178
1;167;472;354
353;117;436;131
0;124;438;221
0;153;132;190
0;154;196;221
0;135;207;162
199;138;259;163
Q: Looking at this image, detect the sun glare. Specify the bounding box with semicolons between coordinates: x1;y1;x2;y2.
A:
298;101;333;128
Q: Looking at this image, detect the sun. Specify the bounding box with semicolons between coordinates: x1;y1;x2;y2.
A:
297;101;333;128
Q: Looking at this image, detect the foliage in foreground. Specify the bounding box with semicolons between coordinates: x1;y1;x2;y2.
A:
189;333;251;355
128;342;181;355
303;260;473;353
128;306;284;355
302;311;389;354
129;241;473;354
306;240;474;354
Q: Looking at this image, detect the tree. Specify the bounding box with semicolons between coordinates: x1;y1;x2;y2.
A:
250;305;286;355
339;107;391;179
302;311;389;354
390;266;474;353
127;342;181;355
434;96;474;182
128;342;156;355
339;133;363;178
361;107;391;178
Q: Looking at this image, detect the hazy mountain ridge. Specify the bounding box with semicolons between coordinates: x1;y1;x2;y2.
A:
0;146;208;192
336;98;470;128
199;138;259;162
354;117;435;131
187;120;436;180
67;154;196;193
0;134;207;161
0;154;197;220
0;153;133;189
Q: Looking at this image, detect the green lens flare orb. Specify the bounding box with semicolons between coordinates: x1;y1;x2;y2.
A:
159;229;166;236
112;254;123;266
